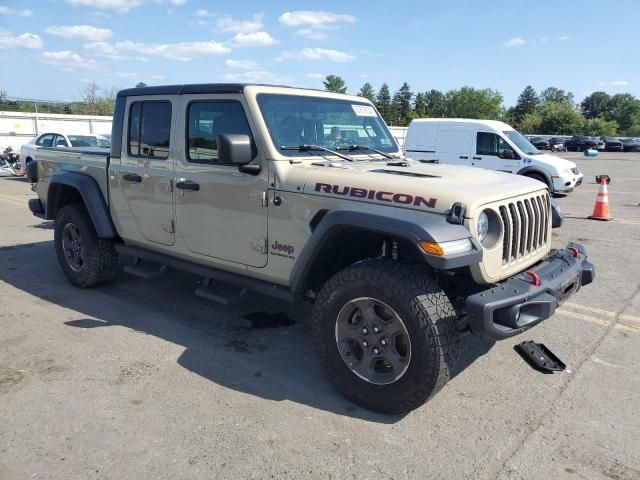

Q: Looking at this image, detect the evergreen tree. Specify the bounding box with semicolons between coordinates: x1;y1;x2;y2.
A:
376;83;392;122
413;92;427;118
358;82;376;103
323;74;347;93
424;89;446;117
391;82;413;125
513;85;540;123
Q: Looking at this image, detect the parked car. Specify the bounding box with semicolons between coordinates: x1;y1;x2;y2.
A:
26;82;594;414
621;138;640;152
20;133;110;170
404;118;583;193
548;137;567;152
530;137;550;150
599;136;623;152
564;136;599;152
592;137;606;151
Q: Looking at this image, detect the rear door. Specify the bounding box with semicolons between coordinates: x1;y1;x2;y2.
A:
435;126;472;165
173;94;268;268
118;96;177;246
473;131;518;172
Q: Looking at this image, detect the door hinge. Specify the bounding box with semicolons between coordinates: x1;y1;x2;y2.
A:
163;220;175;234
250;191;269;207
251;238;268;254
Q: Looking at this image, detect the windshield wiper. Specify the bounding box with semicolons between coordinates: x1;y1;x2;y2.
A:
280;144;353;162
335;144;395;159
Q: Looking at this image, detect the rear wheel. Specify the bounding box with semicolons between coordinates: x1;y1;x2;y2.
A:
54;203;118;288
311;259;460;414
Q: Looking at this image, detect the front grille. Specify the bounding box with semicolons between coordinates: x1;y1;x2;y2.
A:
498;193;550;264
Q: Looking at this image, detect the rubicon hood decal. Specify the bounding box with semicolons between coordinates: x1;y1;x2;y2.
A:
315;182;437;208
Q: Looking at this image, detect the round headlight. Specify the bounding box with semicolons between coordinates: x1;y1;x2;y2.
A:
476;211;489;242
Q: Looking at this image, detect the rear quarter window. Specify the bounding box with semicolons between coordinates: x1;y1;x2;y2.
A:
128;101;172;159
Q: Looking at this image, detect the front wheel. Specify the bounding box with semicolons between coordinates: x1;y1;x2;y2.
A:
311;260;460;414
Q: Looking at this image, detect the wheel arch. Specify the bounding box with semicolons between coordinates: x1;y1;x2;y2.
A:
518;166;553;190
46;171;117;239
289;209;481;295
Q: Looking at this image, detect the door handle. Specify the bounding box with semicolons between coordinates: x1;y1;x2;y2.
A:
122;173;142;183
473;156;482;160
459;156;468;159
175;179;200;191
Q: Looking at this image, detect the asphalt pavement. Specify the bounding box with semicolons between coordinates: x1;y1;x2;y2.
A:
0;152;639;479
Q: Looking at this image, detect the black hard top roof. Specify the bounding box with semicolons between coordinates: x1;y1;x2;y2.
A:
117;83;323;97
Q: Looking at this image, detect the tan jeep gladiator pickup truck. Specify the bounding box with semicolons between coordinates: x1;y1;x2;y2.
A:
27;84;594;414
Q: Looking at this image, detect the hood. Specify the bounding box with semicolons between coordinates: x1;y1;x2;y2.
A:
289;161;547;215
525;153;576;171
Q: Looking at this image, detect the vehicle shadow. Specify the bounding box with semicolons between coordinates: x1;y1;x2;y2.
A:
1;238;494;422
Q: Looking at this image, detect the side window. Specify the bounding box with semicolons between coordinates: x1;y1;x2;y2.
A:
477;132;514;157
128;101;172;159
476;132;498;155
54;135;68;147
36;134;54;147
187;101;253;164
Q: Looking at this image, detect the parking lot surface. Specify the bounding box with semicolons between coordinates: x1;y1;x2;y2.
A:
1;152;639;480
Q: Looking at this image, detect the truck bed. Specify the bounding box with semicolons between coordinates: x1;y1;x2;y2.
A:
34;146;111;205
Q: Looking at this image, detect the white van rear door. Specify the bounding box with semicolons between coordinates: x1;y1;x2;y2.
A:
436;127;472;166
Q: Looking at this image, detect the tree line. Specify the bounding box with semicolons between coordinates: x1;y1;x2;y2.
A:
323;74;640;136
2;77;639;137
0;82;122;116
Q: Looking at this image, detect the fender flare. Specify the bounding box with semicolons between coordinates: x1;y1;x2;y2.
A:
517;166;554;191
288;208;482;293
46;171;117;238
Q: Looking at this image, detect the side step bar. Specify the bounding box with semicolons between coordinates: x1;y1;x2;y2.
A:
195;278;247;306
124;258;167;279
115;244;296;302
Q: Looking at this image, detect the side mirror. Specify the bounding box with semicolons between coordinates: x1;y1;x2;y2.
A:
500;149;514;159
217;133;260;174
217;134;252;165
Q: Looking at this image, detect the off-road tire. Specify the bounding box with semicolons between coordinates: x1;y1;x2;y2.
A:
311;259;460;414
54;203;118;288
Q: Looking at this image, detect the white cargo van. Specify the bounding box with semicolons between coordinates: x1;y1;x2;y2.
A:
404;119;583;193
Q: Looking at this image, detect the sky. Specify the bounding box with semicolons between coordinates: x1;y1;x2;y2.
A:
0;0;639;107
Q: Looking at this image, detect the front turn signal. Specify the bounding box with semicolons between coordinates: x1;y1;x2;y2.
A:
418;238;473;256
418;241;445;256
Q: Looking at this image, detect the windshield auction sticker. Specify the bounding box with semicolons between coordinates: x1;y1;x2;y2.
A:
351;104;377;117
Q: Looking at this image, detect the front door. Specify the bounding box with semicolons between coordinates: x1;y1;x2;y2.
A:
119;96;176;246
473;131;518;172
174;94;268;268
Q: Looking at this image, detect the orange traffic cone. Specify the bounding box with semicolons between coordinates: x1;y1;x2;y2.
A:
589;177;612;221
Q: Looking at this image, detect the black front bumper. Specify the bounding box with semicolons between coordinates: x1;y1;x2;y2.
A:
466;243;595;340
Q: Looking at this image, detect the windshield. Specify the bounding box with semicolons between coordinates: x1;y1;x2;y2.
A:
68;135;111;148
503;130;540;155
257;94;399;157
